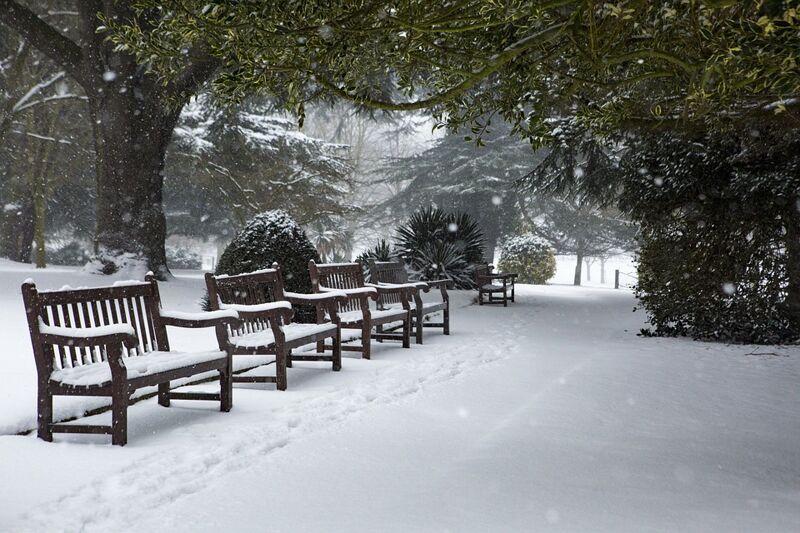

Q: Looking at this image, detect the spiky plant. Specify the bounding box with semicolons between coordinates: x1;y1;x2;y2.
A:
355;239;398;281
396;207;484;288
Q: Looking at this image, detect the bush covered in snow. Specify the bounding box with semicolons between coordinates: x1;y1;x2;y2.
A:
621;129;800;344
46;241;91;266
498;234;556;284
396;207;484;288
215;210;320;320
166;247;202;270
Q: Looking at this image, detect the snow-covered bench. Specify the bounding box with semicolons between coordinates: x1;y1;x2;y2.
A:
474;264;517;307
21;274;241;446
205;265;346;390
368;259;450;344
309;260;411;359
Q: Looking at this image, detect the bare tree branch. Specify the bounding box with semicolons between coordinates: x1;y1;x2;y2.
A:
0;0;87;87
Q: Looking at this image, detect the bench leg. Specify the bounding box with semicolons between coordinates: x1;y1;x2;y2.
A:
286;349;293;368
316;340;325;354
276;348;288;391
503;290;508;307
219;364;232;412
478;291;483;305
111;385;128;446
158;382;170;407
402;314;411;349
376;324;384;342
511;284;515;302
361;323;371;360
415;308;424;344
37;383;53;442
332;328;342;371
443;304;450;335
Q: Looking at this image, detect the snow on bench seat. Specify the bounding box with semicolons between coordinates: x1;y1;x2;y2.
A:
384;301;445;313
50;350;227;388
231;322;338;348
335;308;408;324
481;283;511;292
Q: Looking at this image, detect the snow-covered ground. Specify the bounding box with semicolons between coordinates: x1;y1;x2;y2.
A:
1;260;799;532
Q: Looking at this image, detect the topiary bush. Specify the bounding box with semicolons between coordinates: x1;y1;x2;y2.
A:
214;210;320;321
396;207;485;288
498;234;556;284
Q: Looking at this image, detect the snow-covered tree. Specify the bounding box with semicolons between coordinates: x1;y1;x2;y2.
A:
164;97;358;243
380;123;539;262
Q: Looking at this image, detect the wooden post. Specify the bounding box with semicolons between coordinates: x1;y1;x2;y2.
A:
614;269;620;289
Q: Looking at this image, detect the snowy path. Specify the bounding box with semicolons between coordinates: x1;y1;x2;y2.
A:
1;271;799;531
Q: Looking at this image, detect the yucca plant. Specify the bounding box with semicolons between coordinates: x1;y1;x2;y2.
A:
396;207;485;288
355;239;398;281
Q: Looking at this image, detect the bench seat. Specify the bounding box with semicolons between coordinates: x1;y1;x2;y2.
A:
481;283;512;292
231;322;338;349
336;307;408;325
386;301;447;313
50;350;228;388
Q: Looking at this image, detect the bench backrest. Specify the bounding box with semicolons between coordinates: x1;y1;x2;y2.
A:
368;259;409;307
205;267;288;336
473;264;491;285
22;278;167;376
308;261;365;313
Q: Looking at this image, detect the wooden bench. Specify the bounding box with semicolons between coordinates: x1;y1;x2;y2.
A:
22;274;240;446
308;261;411;359
474;264;517;307
368;259;450;344
205;264;345;391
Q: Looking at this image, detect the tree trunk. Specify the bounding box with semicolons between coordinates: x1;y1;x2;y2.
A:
88;91;178;277
0;197;34;262
600;257;607;284
77;5;178;277
584;257;592;281
574;249;583;286
2;1;218;278
785;200;800;329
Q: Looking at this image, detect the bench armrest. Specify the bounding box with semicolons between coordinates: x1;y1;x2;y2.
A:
218;301;294;321
372;281;428;290
365;283;414;295
159;308;242;329
485;273;516;280
284;291;347;304
320;285;378;301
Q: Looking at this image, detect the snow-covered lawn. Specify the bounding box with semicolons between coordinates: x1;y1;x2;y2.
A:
1;261;799;532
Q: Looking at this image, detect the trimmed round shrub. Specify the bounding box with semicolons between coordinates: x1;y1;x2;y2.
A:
215;210;320;320
396;207;485;288
498;234;556;284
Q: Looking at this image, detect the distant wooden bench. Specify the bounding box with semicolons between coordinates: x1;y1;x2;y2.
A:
205;265;345;391
22;274;240;446
474;264;517;307
309;261;411;359
368;259;450;344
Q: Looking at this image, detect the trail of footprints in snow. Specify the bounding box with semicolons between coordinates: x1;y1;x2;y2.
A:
23;327;519;532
